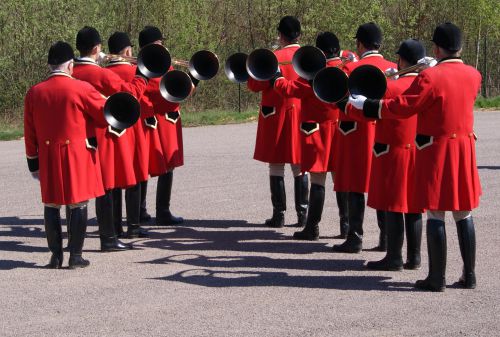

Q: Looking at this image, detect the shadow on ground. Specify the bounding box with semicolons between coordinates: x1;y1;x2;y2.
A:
141;220;331;255
150;268;415;291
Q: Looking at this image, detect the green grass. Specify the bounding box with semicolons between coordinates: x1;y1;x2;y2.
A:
0;110;258;141
475;96;500;109
0;123;23;141
181;109;257;127
3;98;499;141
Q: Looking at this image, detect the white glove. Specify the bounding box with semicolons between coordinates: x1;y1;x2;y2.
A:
348;94;367;110
385;67;399;80
31;171;40;181
417;56;437;68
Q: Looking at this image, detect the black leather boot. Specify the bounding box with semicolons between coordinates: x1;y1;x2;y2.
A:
332;192;364;253
140;180;152;222
126;183;149;238
404;213;422;270
291;174;308;227
415;219;446;292
64;205;71;252
112;188;125;238
96;191;132;251
68;205;90;269
44;206;63;269
264;176;286;228
334;192;349;239
368;210;387;251
455;216;476;289
156;171;184;225
366;211;404;271
293;184;324;241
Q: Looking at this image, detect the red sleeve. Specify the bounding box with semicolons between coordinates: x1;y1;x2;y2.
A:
82;85;109;128
345;103;374;122
381;72;433;119
23;89;38;159
273;77;311;98
247;77;270;92
101;68;147;99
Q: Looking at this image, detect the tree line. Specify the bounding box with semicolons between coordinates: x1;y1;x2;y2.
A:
0;0;498;119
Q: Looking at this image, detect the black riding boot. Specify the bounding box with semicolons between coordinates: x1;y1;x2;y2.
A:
334;192;349;239
96;191;132;251
293;184;324;241
140;180;151;222
112;188;124;238
404;213;422;270
264;176;286;228
156;171;184;225
44;206;63;269
456;216;476;289
68;205;90;269
291;174;308;227
370;210;387;251
332;192;364;253
126;183;149;238
415;219;446;292
366;211;404;271
64;205;71;251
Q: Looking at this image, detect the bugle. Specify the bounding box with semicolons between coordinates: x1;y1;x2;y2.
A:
246;48;279;81
225;52;249;83
348;56;437;99
104;92;141;129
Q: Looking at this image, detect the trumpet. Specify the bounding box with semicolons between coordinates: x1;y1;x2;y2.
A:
313;56;436;104
104;92;141;129
384;56;437;79
159;50;220;103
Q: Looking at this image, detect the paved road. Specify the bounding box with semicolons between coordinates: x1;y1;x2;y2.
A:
1;112;499;337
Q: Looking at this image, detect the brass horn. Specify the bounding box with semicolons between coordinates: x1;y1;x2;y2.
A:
159;70;194;103
347;57;436;100
103;92;141;129
136;44;172;78
246;48;279;81
224;52;249;83
292;46;326;81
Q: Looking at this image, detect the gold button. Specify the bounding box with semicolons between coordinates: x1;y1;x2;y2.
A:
405;144;411;149
65;140;70;144
451;133;457;138
45;140;50;145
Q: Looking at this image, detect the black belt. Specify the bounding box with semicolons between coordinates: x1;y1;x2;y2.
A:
338;121;357;135
166;111;180;123
261;106;275;118
300;122;319;135
415;134;433;149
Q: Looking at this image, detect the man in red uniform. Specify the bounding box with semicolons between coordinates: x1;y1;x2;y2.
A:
138;26;186;226
247;16;308;228
106;32;152;238
351;23;481;291
332;23;397;253
346;39;426;270
72;26;149;244
273;32;343;240
24;42;109;268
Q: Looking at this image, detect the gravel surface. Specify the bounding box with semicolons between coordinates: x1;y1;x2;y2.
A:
1;112;499;337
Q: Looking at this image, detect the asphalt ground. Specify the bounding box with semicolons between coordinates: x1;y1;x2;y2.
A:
1;112;499;336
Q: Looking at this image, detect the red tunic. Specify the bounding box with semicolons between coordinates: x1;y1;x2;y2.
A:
247;44;302;164
274;57;342;172
347;74;422;213
145;72;184;170
24;73;107;205
106;61;150;183
379;59;482;211
334;52;396;193
72;59;148;190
